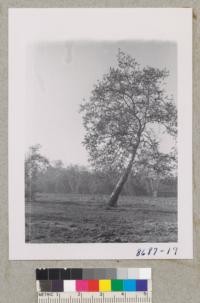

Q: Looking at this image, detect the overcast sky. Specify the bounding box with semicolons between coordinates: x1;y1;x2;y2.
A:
25;40;177;166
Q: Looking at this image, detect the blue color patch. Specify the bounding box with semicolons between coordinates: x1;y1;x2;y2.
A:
136;280;147;291
123;279;136;291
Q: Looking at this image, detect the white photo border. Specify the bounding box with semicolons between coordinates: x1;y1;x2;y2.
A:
9;8;192;260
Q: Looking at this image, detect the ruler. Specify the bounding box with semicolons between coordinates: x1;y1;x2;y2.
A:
38;292;152;303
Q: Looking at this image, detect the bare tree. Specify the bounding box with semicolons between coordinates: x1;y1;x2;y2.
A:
25;144;49;201
135;135;177;198
80;50;177;206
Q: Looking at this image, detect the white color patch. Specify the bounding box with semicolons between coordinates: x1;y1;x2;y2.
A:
139;268;152;280
148;280;152;292
63;280;76;292
128;268;140;279
36;281;41;292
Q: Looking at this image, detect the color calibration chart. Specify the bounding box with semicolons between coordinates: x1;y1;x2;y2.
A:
36;268;152;303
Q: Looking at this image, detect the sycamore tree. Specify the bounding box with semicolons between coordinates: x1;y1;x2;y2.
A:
80;50;177;206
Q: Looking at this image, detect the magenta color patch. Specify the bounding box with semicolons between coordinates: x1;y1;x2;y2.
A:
76;280;89;291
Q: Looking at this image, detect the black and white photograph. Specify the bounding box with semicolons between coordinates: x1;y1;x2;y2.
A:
25;41;178;244
9;8;192;259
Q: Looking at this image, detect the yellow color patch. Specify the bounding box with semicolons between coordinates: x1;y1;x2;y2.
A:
99;280;111;292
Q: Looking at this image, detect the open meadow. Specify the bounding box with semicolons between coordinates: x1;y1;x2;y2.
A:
25;193;177;243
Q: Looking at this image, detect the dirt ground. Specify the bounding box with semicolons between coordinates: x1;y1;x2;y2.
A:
25;193;177;243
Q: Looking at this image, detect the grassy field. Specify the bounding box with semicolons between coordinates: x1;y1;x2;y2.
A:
25;193;177;243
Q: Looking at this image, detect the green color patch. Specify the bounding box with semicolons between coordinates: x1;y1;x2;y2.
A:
111;280;124;291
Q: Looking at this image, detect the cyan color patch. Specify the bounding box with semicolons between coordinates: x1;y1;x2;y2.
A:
123;279;136;291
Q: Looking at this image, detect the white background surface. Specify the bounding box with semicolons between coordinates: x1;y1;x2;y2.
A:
9;8;192;260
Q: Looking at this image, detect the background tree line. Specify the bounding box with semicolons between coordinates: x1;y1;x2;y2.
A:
25;145;177;202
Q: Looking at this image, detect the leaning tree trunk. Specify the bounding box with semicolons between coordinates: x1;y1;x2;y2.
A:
108;150;137;207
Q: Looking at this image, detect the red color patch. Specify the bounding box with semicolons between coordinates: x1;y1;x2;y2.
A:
88;280;99;292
